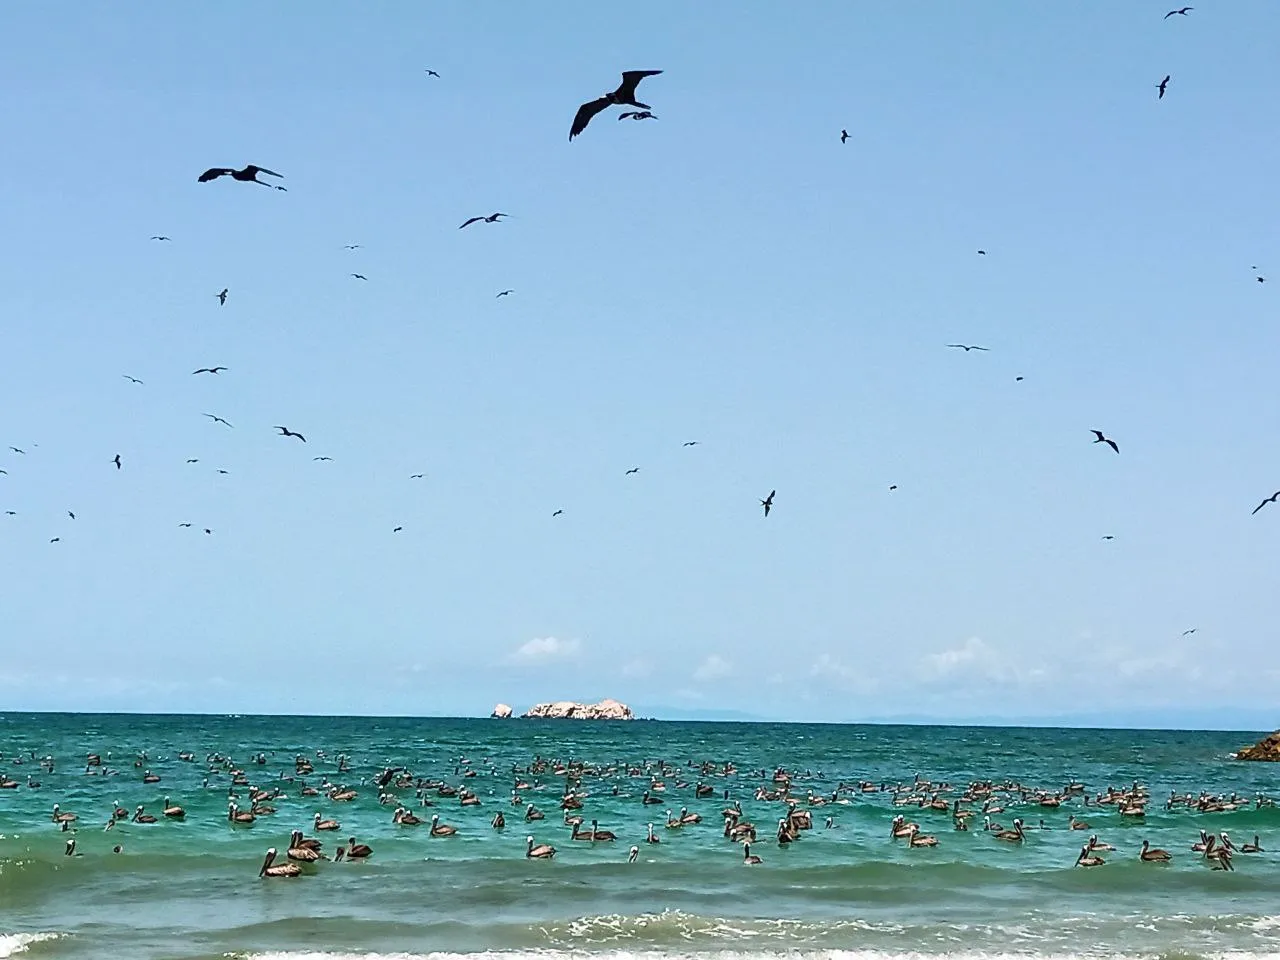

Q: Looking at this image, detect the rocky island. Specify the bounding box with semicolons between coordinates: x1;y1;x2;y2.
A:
517;698;634;720
1235;730;1280;761
490;703;513;719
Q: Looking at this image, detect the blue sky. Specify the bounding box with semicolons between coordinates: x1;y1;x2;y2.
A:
1;3;1278;727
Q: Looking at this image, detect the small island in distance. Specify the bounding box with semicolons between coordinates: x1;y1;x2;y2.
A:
491;698;635;720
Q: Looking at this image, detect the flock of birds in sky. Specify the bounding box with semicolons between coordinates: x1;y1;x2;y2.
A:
14;744;1272;876
5;10;1280;550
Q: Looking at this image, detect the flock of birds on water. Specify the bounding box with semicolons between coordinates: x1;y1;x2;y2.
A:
6;12;1280;548
5;742;1273;878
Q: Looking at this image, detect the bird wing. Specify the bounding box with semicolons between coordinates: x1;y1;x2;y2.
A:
1164;9;1175;16
198;168;233;182
1106;439;1120;454
248;166;283;178
617;70;663;100
1091;430;1105;441
570;97;612;140
459;216;483;229
618;112;636;120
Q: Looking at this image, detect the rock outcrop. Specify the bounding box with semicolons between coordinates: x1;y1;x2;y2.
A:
491;703;513;719
521;698;634;720
1235;730;1280;761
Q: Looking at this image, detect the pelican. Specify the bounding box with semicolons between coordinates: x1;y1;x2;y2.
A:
1087;834;1114;852
287;830;324;862
51;804;77;824
162;797;185;819
1240;836;1263;853
628;845;639;863
65;838;81;857
394;806;422;826
491;811;506;830
430;814;457;836
994;819;1025;843
907;826;939;847
228;803;255;824
742;841;763;865
1139;839;1171;862
526;835;556;859
588;819;616;841
665;809;683;829
646;822;660;844
1068;815;1089;830
133;805;158;824
259;848;301;877
314;812;340;831
525;803;544;821
679;807;701;824
345;836;372;858
1076;844;1105;867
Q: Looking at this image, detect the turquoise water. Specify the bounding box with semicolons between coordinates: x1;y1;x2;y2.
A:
1;714;1278;960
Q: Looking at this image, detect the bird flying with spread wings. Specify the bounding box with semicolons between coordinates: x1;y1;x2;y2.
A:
1252;491;1280;515
570;70;663;140
946;344;989;352
204;414;233;428
112;455;121;470
198;164;286;189
761;490;776;517
192;367;227;375
1157;75;1171;99
459;212;509;229
1164;6;1192;17
618;110;658;121
123;375;144;385
216;288;228;305
1091;430;1120;454
274;426;306;442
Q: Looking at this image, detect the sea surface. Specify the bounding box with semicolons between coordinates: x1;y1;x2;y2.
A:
1;714;1278;960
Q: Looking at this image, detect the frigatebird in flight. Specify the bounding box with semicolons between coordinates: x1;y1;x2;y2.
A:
761;490;776;517
274;426;306;442
192;367;227;375
112;455;121;470
216;288;228;305
625;467;640;475
946;344;989;352
1157;75;1170;99
569;70;662;140
459;212;509;229
496;290;514;298
1252;491;1280;515
204;414;233;428
198;164;286;189
1164;6;1192;17
618;111;657;121
425;69;441;78
1091;430;1120;454
123;375;144;385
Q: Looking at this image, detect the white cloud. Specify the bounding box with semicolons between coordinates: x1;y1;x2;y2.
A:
809;653;878;693
509;636;580;664
693;654;733;681
926;636;995;676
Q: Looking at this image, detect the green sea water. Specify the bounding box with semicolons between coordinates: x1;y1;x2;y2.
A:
1;714;1278;960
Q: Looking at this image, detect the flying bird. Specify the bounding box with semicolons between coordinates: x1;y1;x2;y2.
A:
344;244;362;250
216;469;229;475
9;447;25;454
682;441;699;447
0;469;6;475
204;414;233;428
1101;535;1116;540
459;212;509;229
496;290;514;298
313;456;333;461
760;490;776;517
151;236;171;241
179;523;192;528
618;110;658;121
198;164;285;189
123;375;144;385
204;528;212;535
1015;376;1024;382
552;509;563;517
977;249;987;255
625;467;640;475
425;69;441;78
1091;430;1120;454
840;129;849;143
68;511;76;520
1157;75;1170;99
186;459;199;464
192;367;227;375
1164;6;1192;17
216;288;228;306
888;485;898;491
351;273;368;281
274;426;306;442
1252;491;1280;515
410;474;426;479
1257;276;1266;283
393;526;403;533
946;344;989;352
112;455;121;470
569;70;663;140
1181;628;1197;636
50;537;60;543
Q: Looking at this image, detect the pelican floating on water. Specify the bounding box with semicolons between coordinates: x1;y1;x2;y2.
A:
259;847;301;877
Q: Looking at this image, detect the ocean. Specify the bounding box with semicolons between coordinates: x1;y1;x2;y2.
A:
0;714;1277;960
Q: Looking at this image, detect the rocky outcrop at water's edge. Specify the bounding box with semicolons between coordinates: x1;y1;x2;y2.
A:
1234;730;1280;761
491;703;513;719
521;698;634;720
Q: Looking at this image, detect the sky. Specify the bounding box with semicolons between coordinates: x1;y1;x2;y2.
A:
1;3;1278;728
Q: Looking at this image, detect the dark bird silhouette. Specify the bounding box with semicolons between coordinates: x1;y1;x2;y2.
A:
68;511;76;520
216;288;228;306
977;249;987;255
9;447;25;454
192;367;227;375
216;469;229;475
1257;276;1266;283
1101;535;1116;540
1164;6;1192;17
682;441;699;447
496;290;514;298
840;129;849;143
204;414;233;428
123;376;144;385
569;70;662;140
1181;628;1197;636
410;474;426;479
50;537;60;543
425;69;441;78
946;344;989;352
351;273;368;281
186;459;199;464
1252;491;1280;515
274;426;306;442
760;490;776;518
151;236;171;241
889;485;898;491
625;467;640;475
393;526;403;533
0;469;6;475
4;510;15;515
618;110;658;121
344;244;361;250
179;523;192;528
204;528;212;535
198;165;285;189
1091;430;1120;454
1015;376;1024;381
1157;75;1170;99
313;456;333;461
112;455;121;470
552;509;564;517
459;213;509;229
